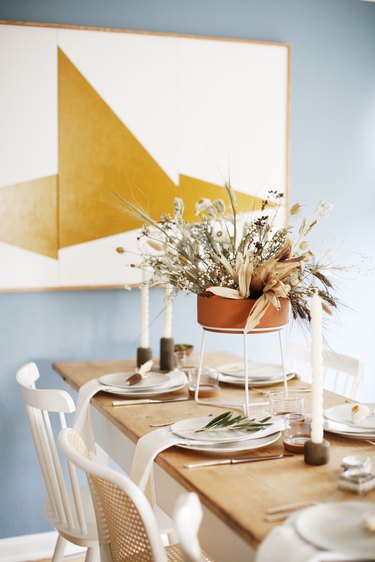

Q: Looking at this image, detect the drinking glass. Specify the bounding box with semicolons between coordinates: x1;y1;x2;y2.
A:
174;349;198;375
188;367;220;398
269;391;304;417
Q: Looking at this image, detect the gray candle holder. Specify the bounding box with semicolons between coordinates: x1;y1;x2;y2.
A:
304;439;330;465
136;346;152;368
160;337;175;371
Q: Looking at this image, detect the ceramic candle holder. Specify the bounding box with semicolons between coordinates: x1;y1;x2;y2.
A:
137;346;152;368
304;439;330;465
160;337;175;371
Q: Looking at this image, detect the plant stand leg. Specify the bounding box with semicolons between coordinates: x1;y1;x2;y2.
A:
244;331;250;417
278;330;288;395
194;329;247;414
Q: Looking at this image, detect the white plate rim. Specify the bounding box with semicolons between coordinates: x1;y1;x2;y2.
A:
99;371;170;390
324;404;375;430
100;382;186;397
295;501;375;558
177;430;281;454
170;415;276;444
219;372;295;387
323;420;375;439
217;361;284;380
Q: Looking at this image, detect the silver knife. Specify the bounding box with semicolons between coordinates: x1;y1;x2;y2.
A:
112;397;189;406
184;453;293;469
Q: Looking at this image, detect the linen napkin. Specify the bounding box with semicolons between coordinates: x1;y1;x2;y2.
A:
130;426;185;503
256;515;358;562
72;370;187;450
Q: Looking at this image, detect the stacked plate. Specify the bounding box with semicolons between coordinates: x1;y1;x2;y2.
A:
217;361;295;387
170;413;284;455
98;369;187;398
294;501;375;559
324;403;375;439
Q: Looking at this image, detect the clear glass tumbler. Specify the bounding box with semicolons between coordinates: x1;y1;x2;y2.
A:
269;391;304;417
188;367;220;398
283;413;311;453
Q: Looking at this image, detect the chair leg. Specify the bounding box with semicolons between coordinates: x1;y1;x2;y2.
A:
85;546;100;562
52;535;67;562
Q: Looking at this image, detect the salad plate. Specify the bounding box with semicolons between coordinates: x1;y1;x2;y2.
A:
295;502;375;558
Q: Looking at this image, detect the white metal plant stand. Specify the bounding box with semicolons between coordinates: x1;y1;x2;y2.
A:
194;324;288;417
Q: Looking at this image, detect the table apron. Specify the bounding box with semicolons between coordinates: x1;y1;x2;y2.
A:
91;408;255;562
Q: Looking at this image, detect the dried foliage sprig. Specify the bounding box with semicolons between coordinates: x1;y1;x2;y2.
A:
195;411;272;433
115;184;341;331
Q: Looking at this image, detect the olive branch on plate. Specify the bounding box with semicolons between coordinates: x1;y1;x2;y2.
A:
195;411;272;433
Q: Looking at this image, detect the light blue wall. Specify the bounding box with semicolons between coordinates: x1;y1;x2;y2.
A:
0;0;374;539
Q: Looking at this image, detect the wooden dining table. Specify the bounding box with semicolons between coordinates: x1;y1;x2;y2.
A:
53;353;375;562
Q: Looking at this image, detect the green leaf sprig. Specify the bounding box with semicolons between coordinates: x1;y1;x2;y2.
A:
195;411;272;433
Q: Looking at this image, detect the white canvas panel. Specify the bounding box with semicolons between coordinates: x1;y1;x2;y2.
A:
57;29;179;183
0;243;58;289
58;230;143;287
179;38;288;199
0;25;57;188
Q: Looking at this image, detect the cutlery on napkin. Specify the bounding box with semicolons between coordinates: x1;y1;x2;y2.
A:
185;453;293;468
125;359;153;386
112;397;190;406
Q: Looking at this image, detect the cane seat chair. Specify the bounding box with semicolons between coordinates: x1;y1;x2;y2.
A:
173;493;206;562
16;362;99;562
59;427;215;562
285;343;364;399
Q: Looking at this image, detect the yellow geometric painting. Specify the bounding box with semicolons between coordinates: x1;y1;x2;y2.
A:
0;23;289;289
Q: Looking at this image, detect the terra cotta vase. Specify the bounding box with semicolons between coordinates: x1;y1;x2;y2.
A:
197;294;290;334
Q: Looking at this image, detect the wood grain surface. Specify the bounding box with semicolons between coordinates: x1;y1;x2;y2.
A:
53;353;375;548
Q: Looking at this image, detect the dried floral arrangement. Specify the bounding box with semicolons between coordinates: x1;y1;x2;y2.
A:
116;184;338;332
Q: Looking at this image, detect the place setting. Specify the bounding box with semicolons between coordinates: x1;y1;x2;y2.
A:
323;402;375;440
217;360;296;388
130;409;286;497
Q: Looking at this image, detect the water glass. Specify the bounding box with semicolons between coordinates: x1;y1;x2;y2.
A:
188;367;220;398
269;391;304;417
174;349;198;374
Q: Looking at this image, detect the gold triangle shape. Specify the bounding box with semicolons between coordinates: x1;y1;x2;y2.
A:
0;175;57;258
58;49;263;247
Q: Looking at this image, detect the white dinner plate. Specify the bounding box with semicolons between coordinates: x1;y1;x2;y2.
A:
295;502;375;559
99;371;168;391
324;420;375;439
177;431;281;455
100;382;187;398
171;414;282;443
324;403;375;430
219;372;295;387
218;362;284;380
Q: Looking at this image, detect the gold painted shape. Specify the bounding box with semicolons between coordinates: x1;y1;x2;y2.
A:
58;48;176;248
58;48;265;247
0;175;57;258
178;175;264;222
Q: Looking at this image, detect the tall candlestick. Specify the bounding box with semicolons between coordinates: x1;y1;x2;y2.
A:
140;269;149;348
163;286;173;338
310;292;324;443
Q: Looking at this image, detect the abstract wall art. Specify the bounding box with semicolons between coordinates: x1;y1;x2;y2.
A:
0;22;290;290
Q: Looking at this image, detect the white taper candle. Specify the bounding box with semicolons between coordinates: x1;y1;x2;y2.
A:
310;292;324;443
163;285;173;338
140;269;149;348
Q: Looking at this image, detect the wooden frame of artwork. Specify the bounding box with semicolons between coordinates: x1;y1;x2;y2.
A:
0;20;291;291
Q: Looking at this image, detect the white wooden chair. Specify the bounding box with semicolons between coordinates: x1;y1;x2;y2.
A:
16;362;99;562
58;427;214;562
285;343;365;399
173;493;204;562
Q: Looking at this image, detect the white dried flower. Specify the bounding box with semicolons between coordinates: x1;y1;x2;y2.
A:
174;197;184;218
195;198;215;217
213;199;226;214
316;199;333;217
